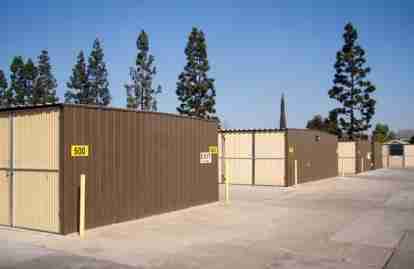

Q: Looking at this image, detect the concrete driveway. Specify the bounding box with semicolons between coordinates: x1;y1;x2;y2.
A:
1;168;414;269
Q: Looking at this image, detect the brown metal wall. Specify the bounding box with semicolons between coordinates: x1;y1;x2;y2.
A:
355;140;372;173
372;142;383;170
286;129;338;186
61;105;218;234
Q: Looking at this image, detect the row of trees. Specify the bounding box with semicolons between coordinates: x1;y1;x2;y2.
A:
0;51;58;107
307;23;377;141
0;27;217;120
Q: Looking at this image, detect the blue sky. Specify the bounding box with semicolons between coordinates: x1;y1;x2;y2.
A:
1;0;413;131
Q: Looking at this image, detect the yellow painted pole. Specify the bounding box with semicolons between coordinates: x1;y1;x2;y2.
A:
225;176;229;204
79;174;86;238
342;159;345;177
294;160;298;185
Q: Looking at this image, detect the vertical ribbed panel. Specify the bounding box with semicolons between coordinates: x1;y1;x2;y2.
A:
338;142;356;175
404;145;414;168
14;110;59;170
0;115;9;168
254;132;285;186
14;171;59;233
13;109;60;233
0;170;10;226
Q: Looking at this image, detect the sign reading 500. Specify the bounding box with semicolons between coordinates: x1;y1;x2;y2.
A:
71;145;89;157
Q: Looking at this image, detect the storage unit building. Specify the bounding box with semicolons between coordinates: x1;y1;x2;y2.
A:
338;140;373;175
0;104;218;234
218;129;338;187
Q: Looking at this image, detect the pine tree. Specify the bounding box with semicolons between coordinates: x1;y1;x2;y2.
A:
34;50;58;104
87;38;111;106
328;23;376;140
9;56;26;106
176;27;216;119
23;58;38;105
0;70;8;108
65;51;90;104
126;30;162;111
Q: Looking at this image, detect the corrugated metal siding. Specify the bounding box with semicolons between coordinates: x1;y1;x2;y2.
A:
286;130;338;186
404;145;414;168
0;170;10;226
14;171;60;233
338;142;356;175
61;106;218;234
12;109;60;233
0;115;10;169
14;110;59;170
0;115;10;226
372;142;383;169
219;132;253;185
254;132;285;186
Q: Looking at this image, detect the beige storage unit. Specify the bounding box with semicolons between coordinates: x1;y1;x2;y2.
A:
404;145;414;168
0;115;10;226
254;132;285;186
338;142;356;175
219;130;286;186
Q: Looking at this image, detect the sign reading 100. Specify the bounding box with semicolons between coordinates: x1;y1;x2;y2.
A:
71;145;89;157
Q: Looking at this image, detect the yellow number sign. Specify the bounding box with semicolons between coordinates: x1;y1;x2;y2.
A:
71;145;89;157
209;146;218;155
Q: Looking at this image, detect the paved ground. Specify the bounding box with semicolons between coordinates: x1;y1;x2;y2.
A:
1;168;414;269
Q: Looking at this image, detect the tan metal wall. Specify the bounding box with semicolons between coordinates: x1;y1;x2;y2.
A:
404;145;414;168
338;142;356;175
0;170;10;226
14;110;59;170
13;109;60;233
0;115;9;169
219;132;253;184
14;171;60;233
254;132;285;186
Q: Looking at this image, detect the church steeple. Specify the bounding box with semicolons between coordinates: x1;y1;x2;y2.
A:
280;93;287;130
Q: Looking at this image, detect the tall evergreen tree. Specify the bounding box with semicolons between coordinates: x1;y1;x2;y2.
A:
0;70;8;108
34;50;58;104
87;38;111;106
126;30;162;111
9;56;26;106
176;27;216;119
65;51;90;104
23;58;38;105
328;23;376;140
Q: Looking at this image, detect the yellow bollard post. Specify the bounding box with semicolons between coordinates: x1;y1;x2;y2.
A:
294;160;298;185
79;174;86;238
225;176;229;204
342;159;345;177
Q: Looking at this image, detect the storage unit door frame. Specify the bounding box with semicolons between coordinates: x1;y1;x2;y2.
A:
0;114;11;226
0;110;61;233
